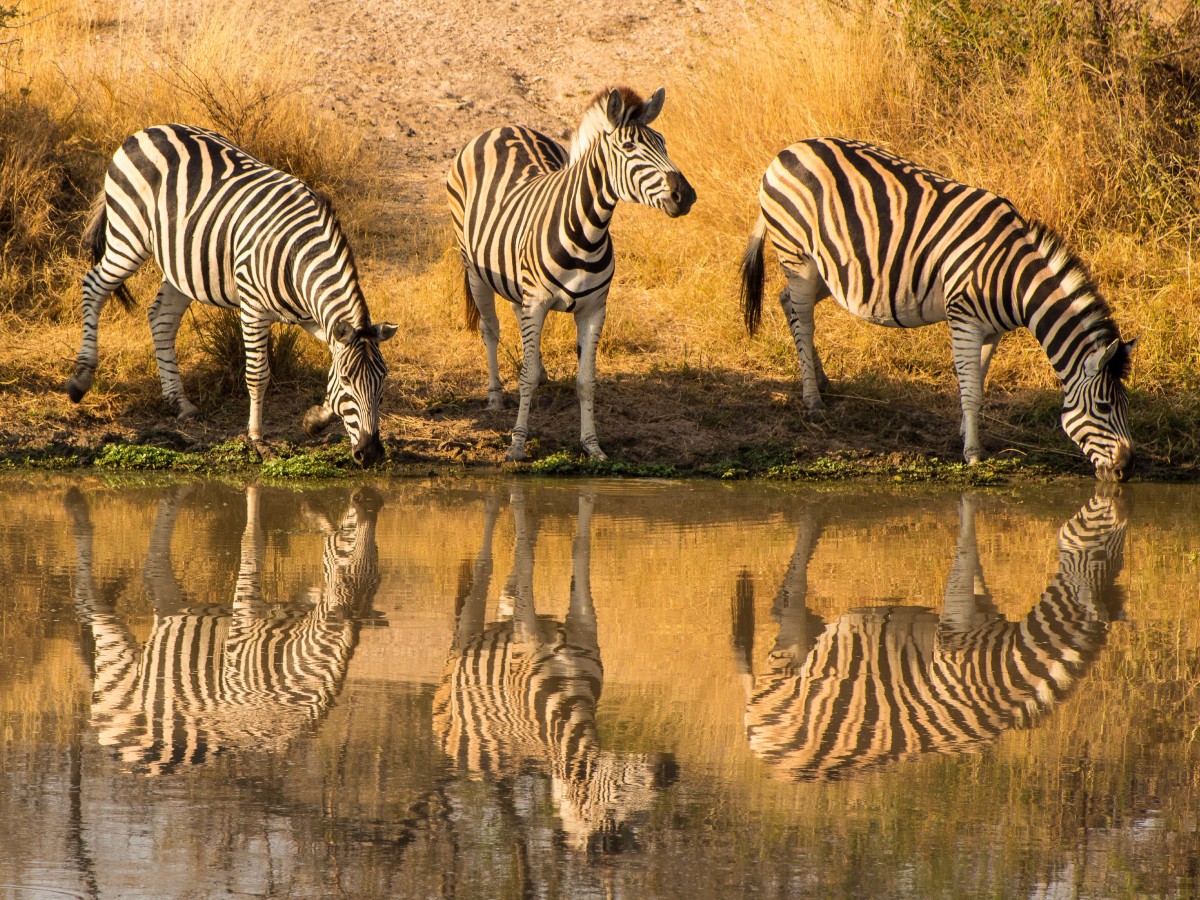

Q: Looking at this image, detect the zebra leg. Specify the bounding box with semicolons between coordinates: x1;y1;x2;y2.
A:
949;319;988;464
769;505;825;669
147;281;200;420
467;270;506;410
780;264;826;414
939;495;997;643
564;490;598;649
506;302;551;462
453;490;502;646
233;484;266;616
239;312;273;442
68;250;150;402
142;485;196;616
979;333;1002;388
574;300;608;460
504;483;542;645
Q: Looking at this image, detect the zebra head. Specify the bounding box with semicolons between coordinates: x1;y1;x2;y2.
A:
1061;337;1135;482
597;87;695;218
321;320;397;466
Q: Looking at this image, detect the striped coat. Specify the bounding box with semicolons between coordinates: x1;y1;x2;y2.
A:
741;138;1135;480
69;124;396;464
448;87;695;461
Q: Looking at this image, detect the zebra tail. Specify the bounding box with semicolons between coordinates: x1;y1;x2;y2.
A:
463;269;481;330
740;214;767;335
82;190;135;310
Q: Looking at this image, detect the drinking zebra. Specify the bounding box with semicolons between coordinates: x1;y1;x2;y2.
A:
741;138;1135;481
66;483;382;774
731;492;1129;781
447;86;696;461
432;485;677;852
69;124;396;465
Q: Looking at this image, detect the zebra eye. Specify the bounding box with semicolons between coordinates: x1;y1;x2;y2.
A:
620;140;636;152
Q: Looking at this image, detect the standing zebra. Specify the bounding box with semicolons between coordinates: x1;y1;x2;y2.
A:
741;138;1135;480
69;124;397;465
66;483;382;774
732;492;1129;781
447;87;696;461
432;485;677;852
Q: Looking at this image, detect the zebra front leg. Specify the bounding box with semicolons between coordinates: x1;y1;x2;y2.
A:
506;301;550;461
240;312;273;443
949;319;987;464
233;484;266;617
574;300;608;460
780;266;825;415
148;282;200;420
68;256;145;402
939;494;996;642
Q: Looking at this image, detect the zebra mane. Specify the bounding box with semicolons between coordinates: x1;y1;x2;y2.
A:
569;85;646;164
1027;221;1130;382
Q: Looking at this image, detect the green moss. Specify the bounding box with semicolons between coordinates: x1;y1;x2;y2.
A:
529;451;680;479
94;444;204;472
261;446;355;479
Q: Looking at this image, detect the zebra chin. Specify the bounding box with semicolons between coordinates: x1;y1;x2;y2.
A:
351;431;384;467
1094;442;1134;482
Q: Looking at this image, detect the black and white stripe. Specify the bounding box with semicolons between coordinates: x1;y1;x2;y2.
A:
432;487;676;852
69;124;396;465
732;493;1128;781
67;484;382;775
741;138;1135;480
447;87;695;461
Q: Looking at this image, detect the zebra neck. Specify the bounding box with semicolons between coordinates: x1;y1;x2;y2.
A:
1013;264;1117;388
562;141;619;240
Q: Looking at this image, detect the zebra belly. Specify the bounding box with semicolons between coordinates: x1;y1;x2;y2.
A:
836;281;947;328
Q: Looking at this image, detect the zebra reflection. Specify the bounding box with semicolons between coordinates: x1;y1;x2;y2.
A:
67;484;382;774
433;487;676;853
733;492;1129;781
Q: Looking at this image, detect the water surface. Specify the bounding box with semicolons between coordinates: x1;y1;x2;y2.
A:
1;475;1197;898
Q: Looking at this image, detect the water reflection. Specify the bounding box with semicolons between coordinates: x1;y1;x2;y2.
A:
66;484;382;774
433;485;678;854
733;490;1130;780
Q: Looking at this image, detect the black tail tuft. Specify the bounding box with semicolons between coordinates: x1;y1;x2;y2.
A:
740;216;767;335
463;269;480;331
82;191;135;310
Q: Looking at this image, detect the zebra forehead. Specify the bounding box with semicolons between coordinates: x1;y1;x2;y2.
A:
569;85;650;162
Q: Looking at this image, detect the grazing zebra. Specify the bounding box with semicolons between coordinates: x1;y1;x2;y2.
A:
732;492;1129;781
66;483;382;774
69;124;397;465
447;86;696;461
741;138;1135;481
432;486;677;852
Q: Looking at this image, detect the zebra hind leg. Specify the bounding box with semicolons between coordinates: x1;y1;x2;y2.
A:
505;301;550;462
147;282;200;420
780;266;826;416
466;270;506;410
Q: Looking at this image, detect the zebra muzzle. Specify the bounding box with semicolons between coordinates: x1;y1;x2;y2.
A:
662;172;695;218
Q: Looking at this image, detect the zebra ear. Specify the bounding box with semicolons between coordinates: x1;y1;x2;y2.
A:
1084;339;1120;377
331;321;356;346
369;322;398;343
638;87;666;125
605;89;624;129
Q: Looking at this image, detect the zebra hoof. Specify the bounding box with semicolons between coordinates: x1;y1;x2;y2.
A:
486;393;504;412
176;401;200;420
303;405;334;436
804;403;826;419
505;444;527;462
582;441;607;461
66;372;93;403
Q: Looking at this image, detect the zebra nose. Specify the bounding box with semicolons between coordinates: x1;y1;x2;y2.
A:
664;172;695;217
1112;441;1134;480
352;433;384;466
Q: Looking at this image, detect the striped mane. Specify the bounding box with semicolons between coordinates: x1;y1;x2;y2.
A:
568;85;646;164
1027;221;1130;381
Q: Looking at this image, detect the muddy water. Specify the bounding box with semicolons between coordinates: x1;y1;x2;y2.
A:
0;475;1197;899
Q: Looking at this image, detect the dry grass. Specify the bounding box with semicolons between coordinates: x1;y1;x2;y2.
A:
1;0;1199;472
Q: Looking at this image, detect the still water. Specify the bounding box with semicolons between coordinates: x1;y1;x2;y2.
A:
0;474;1197;898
